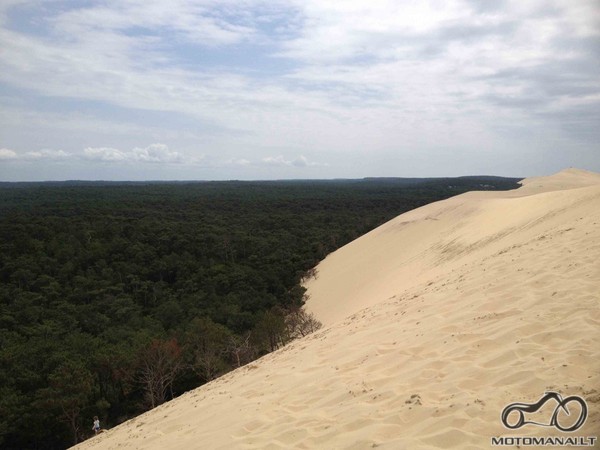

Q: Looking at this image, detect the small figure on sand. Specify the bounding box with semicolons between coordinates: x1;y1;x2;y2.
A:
92;416;101;435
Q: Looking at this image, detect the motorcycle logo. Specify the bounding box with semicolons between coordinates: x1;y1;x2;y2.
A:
501;391;588;432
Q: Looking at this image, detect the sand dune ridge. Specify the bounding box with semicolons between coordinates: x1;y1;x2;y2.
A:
75;169;600;449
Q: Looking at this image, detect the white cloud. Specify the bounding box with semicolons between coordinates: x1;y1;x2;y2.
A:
131;143;184;163
51;0;259;47
281;0;469;62
262;155;289;166
226;158;251;166
3;0;593;139
0;148;18;160
0;144;187;165
0;148;72;161
84;144;185;163
24;149;72;160
83;147;128;162
292;155;308;167
261;154;326;168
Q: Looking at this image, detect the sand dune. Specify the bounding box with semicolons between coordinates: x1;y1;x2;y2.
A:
75;169;600;449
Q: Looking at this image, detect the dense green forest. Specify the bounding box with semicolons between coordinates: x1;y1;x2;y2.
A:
0;176;520;449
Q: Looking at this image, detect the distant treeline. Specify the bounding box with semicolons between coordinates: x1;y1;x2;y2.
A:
0;176;520;449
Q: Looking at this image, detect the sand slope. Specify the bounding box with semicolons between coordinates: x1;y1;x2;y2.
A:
75;169;600;449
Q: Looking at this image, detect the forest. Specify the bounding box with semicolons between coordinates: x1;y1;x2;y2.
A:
0;176;521;449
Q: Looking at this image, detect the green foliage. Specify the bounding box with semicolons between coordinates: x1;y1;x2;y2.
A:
37;362;95;445
0;176;520;448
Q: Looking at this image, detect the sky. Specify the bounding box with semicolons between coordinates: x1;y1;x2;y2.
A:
0;0;599;181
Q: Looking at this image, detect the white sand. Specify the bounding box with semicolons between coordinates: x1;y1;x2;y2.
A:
75;168;600;449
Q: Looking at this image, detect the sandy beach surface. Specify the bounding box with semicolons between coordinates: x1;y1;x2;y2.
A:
74;168;600;449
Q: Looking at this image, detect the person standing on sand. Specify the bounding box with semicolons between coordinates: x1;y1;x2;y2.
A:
92;416;101;435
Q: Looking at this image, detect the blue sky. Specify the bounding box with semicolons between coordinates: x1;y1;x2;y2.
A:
0;0;599;181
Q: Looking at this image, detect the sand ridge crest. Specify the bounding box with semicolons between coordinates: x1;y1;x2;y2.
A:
517;168;600;194
74;169;600;450
303;169;600;326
